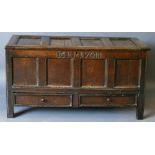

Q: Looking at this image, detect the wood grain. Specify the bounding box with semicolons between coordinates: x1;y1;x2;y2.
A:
6;35;150;119
6;35;150;51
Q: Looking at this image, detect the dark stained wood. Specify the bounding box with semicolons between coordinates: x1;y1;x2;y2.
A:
50;38;73;47
13;57;37;86
12;88;140;94
72;94;79;108
17;36;41;45
110;38;136;48
16;95;72;107
80;95;136;107
136;56;147;120
82;59;106;88
80;38;104;46
38;58;47;86
47;58;73;87
114;59;141;88
9;50;143;59
5;35;150;119
6;50;14;118
107;59;116;88
73;58;81;87
6;35;150;51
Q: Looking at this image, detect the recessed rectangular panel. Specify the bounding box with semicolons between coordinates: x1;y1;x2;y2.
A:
80;38;104;46
47;58;73;87
111;38;136;48
13;58;37;86
50;38;72;47
82;59;106;87
17;37;41;45
115;59;141;87
80;95;136;107
16;95;72;107
8;36;149;51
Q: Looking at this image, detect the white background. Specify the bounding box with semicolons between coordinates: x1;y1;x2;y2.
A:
0;0;155;155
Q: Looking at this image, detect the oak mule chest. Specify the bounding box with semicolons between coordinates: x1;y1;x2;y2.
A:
6;35;150;119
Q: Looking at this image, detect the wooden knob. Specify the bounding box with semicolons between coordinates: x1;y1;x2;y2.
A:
106;98;111;102
41;98;46;103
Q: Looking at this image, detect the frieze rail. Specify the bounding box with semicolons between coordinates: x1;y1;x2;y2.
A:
56;51;102;59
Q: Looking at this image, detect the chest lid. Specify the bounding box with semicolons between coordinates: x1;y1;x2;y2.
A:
6;35;150;51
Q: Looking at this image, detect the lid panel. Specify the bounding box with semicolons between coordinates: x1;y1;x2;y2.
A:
110;38;136;48
50;38;72;47
80;38;104;46
6;35;150;51
16;36;41;45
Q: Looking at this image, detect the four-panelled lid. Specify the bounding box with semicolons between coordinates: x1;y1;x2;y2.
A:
6;35;150;51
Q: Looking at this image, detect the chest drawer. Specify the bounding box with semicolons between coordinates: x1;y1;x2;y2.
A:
80;95;136;107
15;95;72;107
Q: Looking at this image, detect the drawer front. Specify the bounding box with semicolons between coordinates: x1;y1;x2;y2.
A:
79;95;136;107
16;95;72;107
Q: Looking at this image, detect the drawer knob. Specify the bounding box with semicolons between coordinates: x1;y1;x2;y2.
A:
106;98;111;102
41;98;46;103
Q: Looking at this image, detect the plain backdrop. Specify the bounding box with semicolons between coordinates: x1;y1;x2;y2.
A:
0;0;155;155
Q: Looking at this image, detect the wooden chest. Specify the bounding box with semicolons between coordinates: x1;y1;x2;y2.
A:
6;35;150;119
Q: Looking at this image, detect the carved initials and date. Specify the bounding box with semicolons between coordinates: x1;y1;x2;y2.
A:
56;51;102;59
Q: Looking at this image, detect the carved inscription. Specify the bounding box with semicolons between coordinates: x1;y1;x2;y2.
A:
56;51;102;59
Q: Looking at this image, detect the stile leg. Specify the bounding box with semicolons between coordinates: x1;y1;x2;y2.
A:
7;93;14;118
136;94;144;120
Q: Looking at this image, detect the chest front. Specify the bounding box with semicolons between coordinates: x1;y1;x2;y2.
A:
6;35;149;119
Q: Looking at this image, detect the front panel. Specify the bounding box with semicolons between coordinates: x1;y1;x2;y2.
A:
81;59;106;88
114;59;141;88
13;57;37;86
47;58;73;87
11;50;142;90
